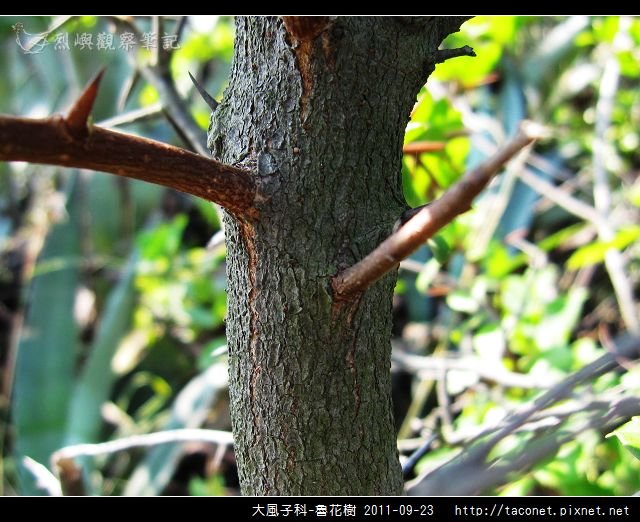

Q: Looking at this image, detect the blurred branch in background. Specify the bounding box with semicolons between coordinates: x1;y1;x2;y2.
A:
107;16;208;156
107;16;229;232
406;334;640;495
51;428;233;495
591;17;639;334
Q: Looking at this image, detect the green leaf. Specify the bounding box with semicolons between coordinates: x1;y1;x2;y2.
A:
538;222;589;252
189;474;226;496
608;417;640;462
13;178;80;494
137;215;188;261
64;251;137;447
567;226;640;270
427;235;451;264
447;290;479;314
483;241;527;278
535;287;587;350
123;361;229;495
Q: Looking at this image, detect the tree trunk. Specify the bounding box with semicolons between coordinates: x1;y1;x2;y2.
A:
211;16;467;495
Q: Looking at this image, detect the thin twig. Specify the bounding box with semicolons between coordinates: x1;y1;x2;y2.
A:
517;164;604;225
50;428;233;495
407;395;640;495
436;364;454;434
107;16;229;235
97;103;163;128
152;16;162;68
392;351;551;390
51;428;233;464
470;133;606;227
445;391;607;446
332;121;544;300
592;16;639;334
476;335;639;459
402;434;437;478
110;16;209;156
432;45;476;64
403;141;446;154
141;67;209;156
21;457;62;496
174;16;189;44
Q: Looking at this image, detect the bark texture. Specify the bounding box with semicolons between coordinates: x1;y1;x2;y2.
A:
211;16;468;495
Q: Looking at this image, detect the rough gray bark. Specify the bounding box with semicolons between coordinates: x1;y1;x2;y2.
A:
210;16;468;495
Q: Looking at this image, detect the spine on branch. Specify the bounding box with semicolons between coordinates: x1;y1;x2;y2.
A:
0;69;256;218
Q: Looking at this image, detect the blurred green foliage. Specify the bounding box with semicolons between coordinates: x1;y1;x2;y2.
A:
398;15;640;495
0;16;638;496
0;16;235;495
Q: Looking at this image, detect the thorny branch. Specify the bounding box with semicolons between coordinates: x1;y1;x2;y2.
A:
0;68;256;217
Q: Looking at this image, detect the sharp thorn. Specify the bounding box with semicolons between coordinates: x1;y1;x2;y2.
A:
189;71;219;112
65;67;106;137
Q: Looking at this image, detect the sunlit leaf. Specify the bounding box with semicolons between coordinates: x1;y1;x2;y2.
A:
472;322;505;360
567;226;640;269
427;235;451;265
607;417;640;460
447;289;479;314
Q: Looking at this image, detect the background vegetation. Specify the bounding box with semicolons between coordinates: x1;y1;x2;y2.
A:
0;15;638;495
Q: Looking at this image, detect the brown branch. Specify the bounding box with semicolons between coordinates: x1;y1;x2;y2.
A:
55;457;86;496
432;45;476;64
0;115;256;217
402;141;446;154
332;121;544;300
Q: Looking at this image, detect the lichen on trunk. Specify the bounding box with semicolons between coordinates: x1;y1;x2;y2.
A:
210;16;468;495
